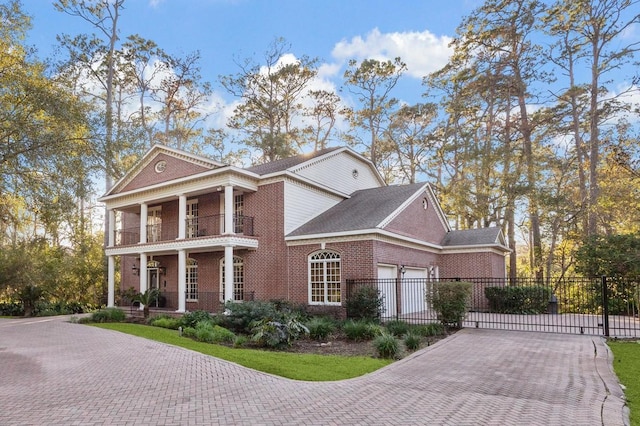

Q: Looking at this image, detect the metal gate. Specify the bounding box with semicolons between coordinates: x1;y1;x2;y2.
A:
346;277;640;337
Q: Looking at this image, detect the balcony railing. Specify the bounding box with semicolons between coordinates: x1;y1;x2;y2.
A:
113;214;255;246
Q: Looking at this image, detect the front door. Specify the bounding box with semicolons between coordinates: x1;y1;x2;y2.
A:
147;268;160;307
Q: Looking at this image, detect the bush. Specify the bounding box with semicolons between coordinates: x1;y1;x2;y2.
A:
269;299;309;318
179;310;213;329
89;308;126;323
346;286;384;321
384;320;411;337
484;286;551;314
191;321;236;344
233;335;248;348
414;323;445;337
150;316;181;329
221;301;282;333
0;302;24;316
305;317;337;341
250;315;309;348
404;333;422;351
373;333;400;359
428;281;472;328
342;319;382;341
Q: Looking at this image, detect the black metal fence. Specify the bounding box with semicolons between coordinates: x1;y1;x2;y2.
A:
346;277;640;337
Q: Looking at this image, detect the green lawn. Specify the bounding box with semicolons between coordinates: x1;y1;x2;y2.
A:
608;340;640;426
93;323;392;381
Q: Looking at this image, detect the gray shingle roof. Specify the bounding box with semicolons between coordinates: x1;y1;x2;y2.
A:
441;227;505;247
246;147;342;176
287;182;427;237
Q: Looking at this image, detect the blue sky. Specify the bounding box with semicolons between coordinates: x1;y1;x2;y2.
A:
22;0;481;113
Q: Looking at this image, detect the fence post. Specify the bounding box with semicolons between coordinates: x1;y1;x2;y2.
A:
601;276;610;337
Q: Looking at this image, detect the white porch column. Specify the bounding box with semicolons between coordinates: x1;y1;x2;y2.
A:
107;255;115;307
139;253;148;294
177;249;186;312
139;203;148;244
107;209;115;247
224;245;234;302
224;185;234;235
178;194;186;239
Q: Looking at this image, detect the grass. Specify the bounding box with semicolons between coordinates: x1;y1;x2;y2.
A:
93;323;392;381
609;340;640;426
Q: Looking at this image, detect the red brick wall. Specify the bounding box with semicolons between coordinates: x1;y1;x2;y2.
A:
385;193;447;244
440;251;506;279
121;153;210;192
242;181;289;300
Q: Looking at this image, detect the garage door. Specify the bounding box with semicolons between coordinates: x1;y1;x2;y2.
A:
377;265;397;317
401;268;428;315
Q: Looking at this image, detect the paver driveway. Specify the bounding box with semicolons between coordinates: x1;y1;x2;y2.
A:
0;316;628;425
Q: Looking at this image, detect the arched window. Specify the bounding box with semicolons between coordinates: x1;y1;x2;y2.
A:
308;250;341;305
186;258;198;301
220;256;244;302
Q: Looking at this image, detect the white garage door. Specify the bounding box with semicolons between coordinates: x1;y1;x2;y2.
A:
377;265;397;317
401;268;428;315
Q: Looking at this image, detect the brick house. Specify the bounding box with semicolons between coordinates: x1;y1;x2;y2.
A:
99;145;509;314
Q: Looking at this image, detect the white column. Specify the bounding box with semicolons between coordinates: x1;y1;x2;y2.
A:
224;245;234;302
224;185;234;235
178;194;186;239
139;203;148;244
107;255;115;307
177;249;186;312
139;253;148;294
108;209;115;247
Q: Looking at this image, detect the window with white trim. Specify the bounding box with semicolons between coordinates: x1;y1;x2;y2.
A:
309;250;341;305
186;258;198;301
220;256;244;302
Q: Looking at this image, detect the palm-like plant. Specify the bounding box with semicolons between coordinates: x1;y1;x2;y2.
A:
133;288;160;319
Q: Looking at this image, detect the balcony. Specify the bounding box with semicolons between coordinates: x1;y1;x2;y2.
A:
113;214;255;247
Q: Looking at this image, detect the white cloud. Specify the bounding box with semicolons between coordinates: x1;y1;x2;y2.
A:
331;28;453;79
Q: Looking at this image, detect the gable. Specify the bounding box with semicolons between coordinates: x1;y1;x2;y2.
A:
292;149;383;194
107;145;223;195
383;187;448;244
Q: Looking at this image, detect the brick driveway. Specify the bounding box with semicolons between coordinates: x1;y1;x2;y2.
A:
0;316;628;425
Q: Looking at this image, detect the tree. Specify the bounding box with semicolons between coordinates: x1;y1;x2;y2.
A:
385;103;438;184
575;233;640;278
428;0;547;279
220;38;319;163
544;0;640;237
301;90;346;152
0;0;92;248
342;57;407;169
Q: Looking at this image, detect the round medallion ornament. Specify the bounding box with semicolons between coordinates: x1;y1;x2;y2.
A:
154;160;167;173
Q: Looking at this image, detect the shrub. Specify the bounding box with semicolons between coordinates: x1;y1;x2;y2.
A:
191;321;236;344
414;322;445;337
150;316;181;329
250;315;309;348
181;326;196;338
342;319;382;341
233;335;248;348
0;302;24;316
428;281;473;328
89;307;126;323
305;317;337;341
373;333;400;359
346;286;384;321
404;333;422;351
221;301;282;333
269;299;309;318
179;310;213;329
384;320;411;337
484;286;551;314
